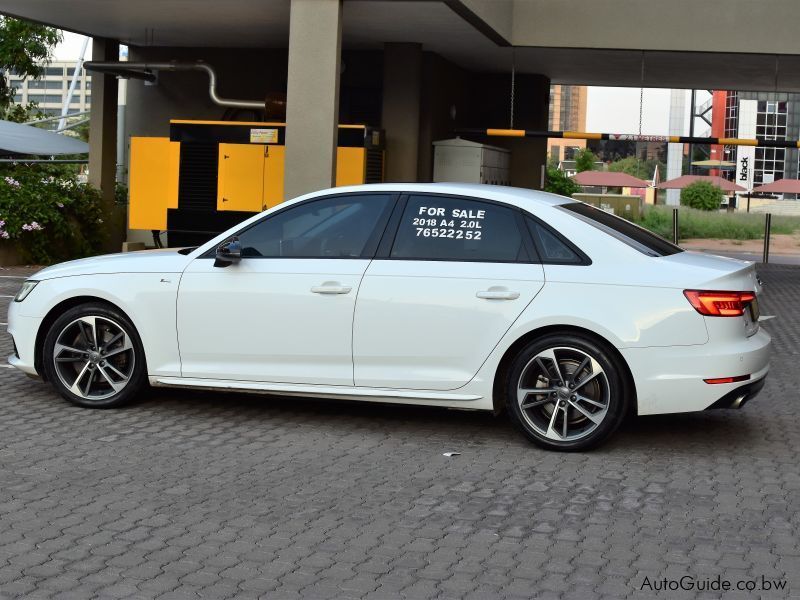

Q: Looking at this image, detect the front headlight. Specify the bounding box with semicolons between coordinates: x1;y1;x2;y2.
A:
14;280;39;302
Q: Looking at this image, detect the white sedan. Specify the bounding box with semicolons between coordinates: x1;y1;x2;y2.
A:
7;183;770;451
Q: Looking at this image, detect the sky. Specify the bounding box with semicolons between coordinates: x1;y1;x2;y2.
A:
586;87;672;135
54;32;92;61
54;34;688;136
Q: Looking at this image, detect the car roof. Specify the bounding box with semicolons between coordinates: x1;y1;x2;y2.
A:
300;183;575;210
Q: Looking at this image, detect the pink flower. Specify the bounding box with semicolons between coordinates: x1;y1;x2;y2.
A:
0;231;8;239
3;176;20;188
56;202;64;208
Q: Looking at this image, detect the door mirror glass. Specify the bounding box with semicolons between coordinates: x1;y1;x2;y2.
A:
214;236;242;267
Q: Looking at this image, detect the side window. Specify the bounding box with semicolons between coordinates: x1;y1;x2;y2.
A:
237;194;392;258
526;217;584;264
390;195;527;262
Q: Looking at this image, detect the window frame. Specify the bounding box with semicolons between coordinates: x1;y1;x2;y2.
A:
375;192;535;265
200;191;398;260
522;212;592;266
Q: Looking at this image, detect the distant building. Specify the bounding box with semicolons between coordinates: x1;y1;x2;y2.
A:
711;90;799;188
587;139;667;164
3;60;91;117
548;85;587;162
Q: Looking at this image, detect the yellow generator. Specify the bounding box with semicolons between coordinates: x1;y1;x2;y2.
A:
129;120;385;246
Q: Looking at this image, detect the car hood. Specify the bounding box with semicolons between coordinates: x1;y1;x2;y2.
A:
31;249;194;281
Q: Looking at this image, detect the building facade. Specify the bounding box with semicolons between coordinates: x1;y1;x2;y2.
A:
547;85;587;162
712;90;800;188
4;61;91;118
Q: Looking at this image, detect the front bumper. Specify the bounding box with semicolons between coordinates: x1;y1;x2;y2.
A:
6;301;41;377
620;327;771;416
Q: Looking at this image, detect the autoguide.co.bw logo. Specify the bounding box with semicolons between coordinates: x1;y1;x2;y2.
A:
640;574;787;593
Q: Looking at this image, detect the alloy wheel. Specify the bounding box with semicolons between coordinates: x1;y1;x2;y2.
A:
516;346;610;442
52;316;136;401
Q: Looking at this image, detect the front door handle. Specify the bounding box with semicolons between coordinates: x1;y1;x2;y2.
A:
311;282;352;295
476;288;520;300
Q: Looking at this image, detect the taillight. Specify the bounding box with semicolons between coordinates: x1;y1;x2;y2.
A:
683;290;756;317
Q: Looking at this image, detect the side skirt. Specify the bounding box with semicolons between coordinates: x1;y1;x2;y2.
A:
150;376;484;406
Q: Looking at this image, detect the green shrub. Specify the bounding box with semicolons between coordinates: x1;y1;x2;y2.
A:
680;180;723;211
544;166;581;197
0;166;105;264
635;205;800;241
574;148;596;173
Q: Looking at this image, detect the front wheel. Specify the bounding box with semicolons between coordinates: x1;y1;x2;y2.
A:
42;303;147;408
506;334;629;451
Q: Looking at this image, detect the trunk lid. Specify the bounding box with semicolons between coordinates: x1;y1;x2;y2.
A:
657;251;759;292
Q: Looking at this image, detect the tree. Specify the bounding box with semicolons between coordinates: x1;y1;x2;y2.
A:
680;180;723;211
574;148;596;173
544;166;581;197
0;16;62;112
608;156;666;181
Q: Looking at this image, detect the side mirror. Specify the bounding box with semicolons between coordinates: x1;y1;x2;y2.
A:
214;236;242;268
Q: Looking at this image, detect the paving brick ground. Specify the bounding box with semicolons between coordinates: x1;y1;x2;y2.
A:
0;264;798;599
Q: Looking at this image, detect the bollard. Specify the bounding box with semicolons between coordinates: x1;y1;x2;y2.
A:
672;208;679;244
763;213;772;264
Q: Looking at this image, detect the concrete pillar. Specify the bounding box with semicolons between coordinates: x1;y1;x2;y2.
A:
382;43;422;182
88;38;123;251
465;72;551;190
284;0;342;200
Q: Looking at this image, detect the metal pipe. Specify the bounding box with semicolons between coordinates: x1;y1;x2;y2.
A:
54;118;90;132
763;213;772;263
672;208;679;244
59;36;89;131
24;110;90;125
459;128;800;149
84;61;265;109
0;159;88;163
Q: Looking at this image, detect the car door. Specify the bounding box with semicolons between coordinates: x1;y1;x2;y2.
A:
177;192;395;385
353;193;545;391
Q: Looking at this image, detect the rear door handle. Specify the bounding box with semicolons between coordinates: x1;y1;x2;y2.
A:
476;289;520;300
311;282;352;295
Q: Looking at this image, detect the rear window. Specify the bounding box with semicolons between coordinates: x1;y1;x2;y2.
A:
560;202;683;257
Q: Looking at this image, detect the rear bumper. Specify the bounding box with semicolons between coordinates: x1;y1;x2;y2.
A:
621;328;771;415
706;376;766;409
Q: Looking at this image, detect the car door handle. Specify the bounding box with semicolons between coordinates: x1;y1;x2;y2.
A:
476;289;520;300
311;283;352;295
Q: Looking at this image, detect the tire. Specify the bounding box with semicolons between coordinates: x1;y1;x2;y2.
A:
42;302;147;408
505;333;629;451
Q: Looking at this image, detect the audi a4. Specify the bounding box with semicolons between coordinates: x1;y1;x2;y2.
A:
7;183;770;450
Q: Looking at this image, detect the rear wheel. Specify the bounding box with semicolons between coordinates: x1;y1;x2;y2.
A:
506;334;628;451
42;303;147;408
